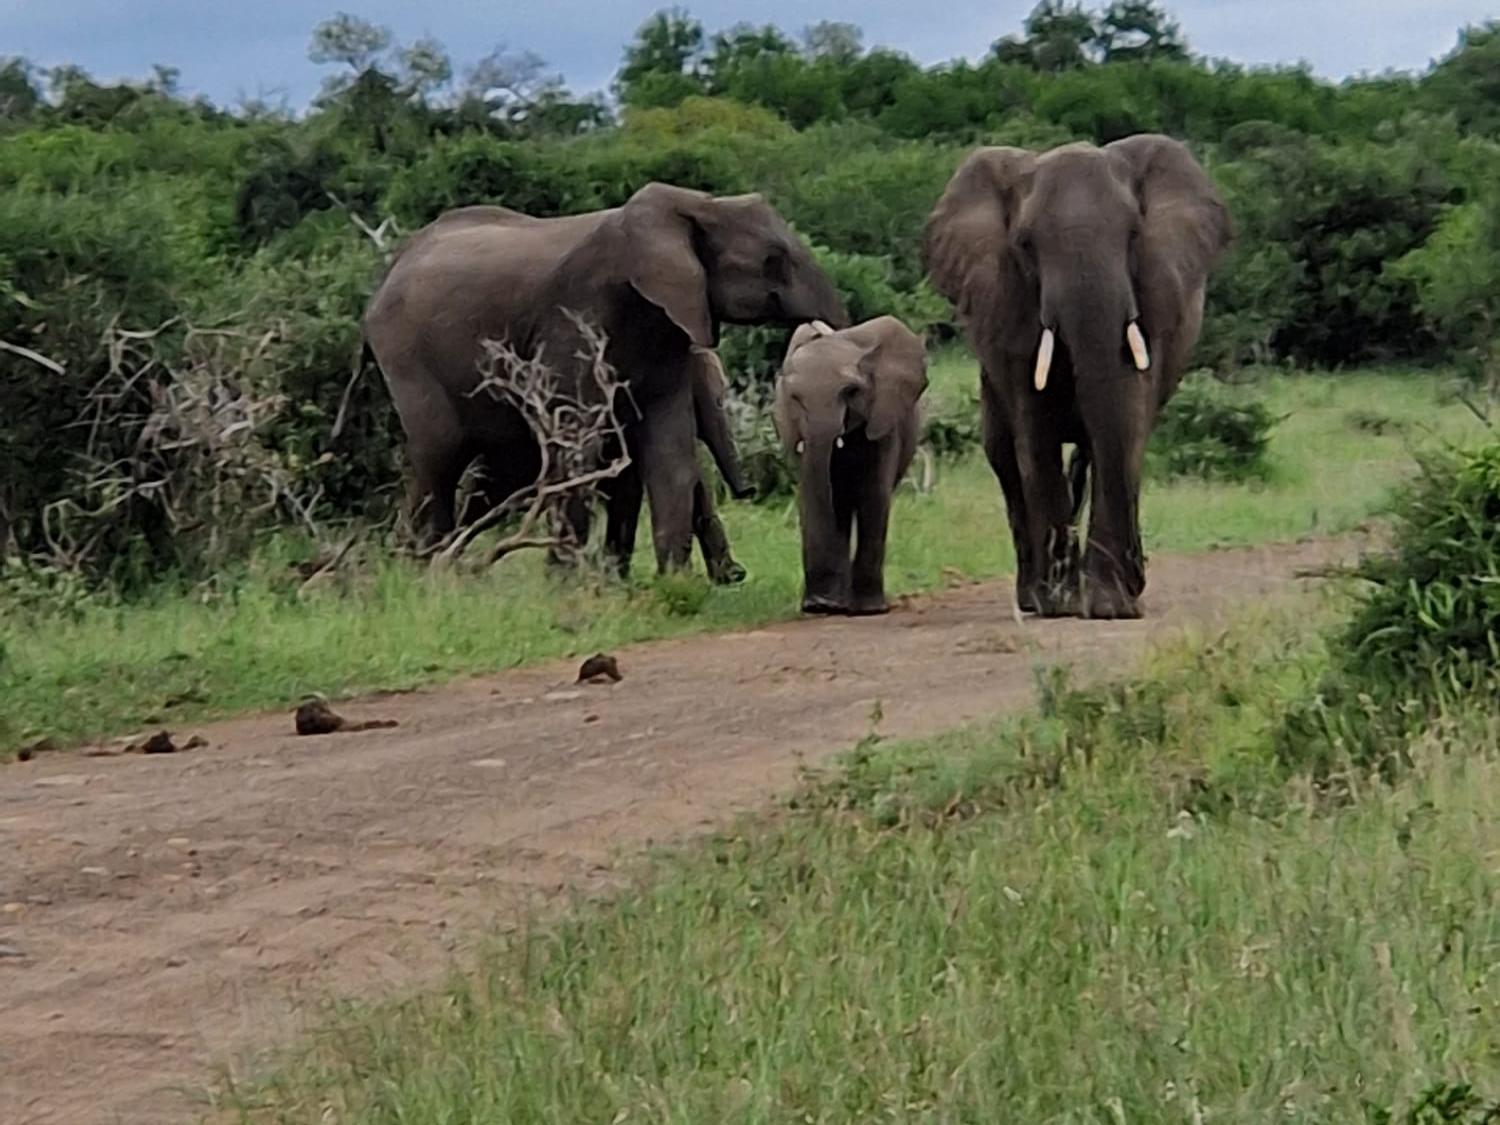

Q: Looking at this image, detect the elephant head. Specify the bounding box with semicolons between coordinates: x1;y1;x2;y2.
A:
622;184;850;349
690;347;753;500
924;135;1230;399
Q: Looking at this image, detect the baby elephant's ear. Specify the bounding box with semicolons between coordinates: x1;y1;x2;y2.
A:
861;321;928;441
786;319;834;359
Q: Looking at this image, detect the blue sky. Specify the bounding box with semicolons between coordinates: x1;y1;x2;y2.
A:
3;1;1493;109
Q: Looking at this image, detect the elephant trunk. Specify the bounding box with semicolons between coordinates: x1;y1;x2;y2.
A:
1044;271;1138;386
796;429;850;608
784;260;850;331
700;403;753;500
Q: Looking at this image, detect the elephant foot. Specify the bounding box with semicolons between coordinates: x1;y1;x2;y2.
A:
801;593;849;616
709;559;748;586
1021;583;1080;618
848;593;890;617
1082;580;1142;620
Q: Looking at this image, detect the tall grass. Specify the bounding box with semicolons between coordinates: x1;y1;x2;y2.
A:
1;363;1488;755
224;606;1500;1124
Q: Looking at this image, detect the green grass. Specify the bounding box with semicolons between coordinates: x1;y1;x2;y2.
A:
223;605;1500;1124
1;361;1487;756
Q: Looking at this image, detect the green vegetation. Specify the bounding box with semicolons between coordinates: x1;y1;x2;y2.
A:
225;519;1500;1122
4;4;1500;584
1;365;1486;757
1280;435;1500;772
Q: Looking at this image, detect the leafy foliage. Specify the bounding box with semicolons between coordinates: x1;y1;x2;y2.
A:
4;6;1500;585
1279;440;1500;771
1148;375;1279;481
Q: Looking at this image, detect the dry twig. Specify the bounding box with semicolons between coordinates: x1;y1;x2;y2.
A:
435;312;632;566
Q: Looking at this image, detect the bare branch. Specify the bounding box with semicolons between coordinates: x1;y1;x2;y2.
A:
433;312;632;566
0;338;65;374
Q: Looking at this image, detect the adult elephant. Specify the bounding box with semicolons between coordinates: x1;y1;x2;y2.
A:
364;184;847;573
924;135;1231;619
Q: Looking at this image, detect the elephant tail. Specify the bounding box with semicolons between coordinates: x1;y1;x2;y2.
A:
331;338;377;442
1067;445;1090;523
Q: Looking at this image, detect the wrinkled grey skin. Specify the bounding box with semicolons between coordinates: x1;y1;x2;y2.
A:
363;183;847;574
773;316;928;616
925;134;1231;619
608;347;751;585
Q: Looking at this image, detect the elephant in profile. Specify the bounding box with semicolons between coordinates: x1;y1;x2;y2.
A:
363;184;847;575
773;316;928;616
924;135;1231;619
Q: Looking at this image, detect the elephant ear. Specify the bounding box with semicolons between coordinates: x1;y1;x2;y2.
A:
923;147;1037;355
1106;134;1232;329
787;319;834;358
623;183;716;348
857;317;928;443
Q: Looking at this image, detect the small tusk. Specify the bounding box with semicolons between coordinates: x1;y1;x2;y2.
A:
795;440;805;455
1033;327;1055;391
1126;322;1150;372
835;436;844;449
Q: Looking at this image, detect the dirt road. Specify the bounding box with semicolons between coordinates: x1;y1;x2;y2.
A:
0;538;1357;1124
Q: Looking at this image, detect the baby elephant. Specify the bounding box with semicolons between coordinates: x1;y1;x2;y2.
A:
774;316;928;616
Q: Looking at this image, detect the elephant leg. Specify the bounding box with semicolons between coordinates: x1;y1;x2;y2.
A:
980;374;1038;613
1077;381;1151;620
408;438;471;551
693;477;746;585
637;385;698;574
849;449;896;617
1015;415;1079;618
602;466;644;580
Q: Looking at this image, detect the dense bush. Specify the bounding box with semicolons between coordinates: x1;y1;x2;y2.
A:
1147;375;1278;481
1279;440;1500;771
5;6;1500;585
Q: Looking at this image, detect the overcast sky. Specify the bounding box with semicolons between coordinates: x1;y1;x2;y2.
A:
3;1;1493;110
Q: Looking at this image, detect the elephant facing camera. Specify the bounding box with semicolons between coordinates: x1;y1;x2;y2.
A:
773;316;929;617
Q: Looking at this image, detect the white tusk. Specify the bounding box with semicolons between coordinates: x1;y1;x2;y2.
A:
1126;322;1150;372
835;436;844;449
795;440;805;455
1033;327;1055;391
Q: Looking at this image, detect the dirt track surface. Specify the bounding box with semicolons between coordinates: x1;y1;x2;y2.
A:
0;538;1359;1124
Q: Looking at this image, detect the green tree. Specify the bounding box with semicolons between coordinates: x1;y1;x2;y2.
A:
1096;1;1188;63
309;11;393;75
1024;1;1100;72
0;57;41;124
1423;22;1500;136
616;8;706;107
803;21;864;63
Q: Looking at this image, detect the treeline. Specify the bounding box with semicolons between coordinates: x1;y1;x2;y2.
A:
2;4;1499;583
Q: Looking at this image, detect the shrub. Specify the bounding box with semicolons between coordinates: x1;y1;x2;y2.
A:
1148;374;1278;481
1278;440;1500;772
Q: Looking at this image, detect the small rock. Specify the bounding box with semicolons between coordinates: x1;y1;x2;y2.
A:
0;943;25;960
139;731;179;755
165;956;187;968
182;735;208;751
26;895;51;906
80;866;109;877
295;699;398;736
577;653;623;684
2;902;24;915
295;699;344;735
543;690;583;703
583;714;601;724
17;736;56;762
166;837;192;849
